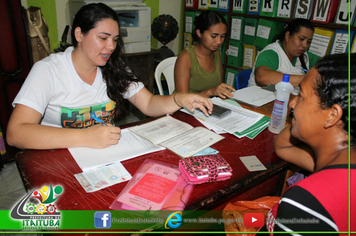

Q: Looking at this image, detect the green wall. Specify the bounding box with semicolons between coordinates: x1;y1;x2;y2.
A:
144;0;159;50
27;0;58;52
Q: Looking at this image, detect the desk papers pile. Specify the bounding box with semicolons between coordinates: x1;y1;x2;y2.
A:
185;98;270;139
231;86;275;107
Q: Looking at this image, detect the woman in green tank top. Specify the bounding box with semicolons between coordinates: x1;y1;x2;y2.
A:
174;10;235;98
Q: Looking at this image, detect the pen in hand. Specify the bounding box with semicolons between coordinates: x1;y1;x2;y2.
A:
92;116;107;126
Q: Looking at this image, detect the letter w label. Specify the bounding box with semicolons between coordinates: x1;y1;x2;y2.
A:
313;0;331;22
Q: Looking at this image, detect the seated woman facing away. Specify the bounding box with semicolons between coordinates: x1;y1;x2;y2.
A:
174;10;235;99
248;18;320;88
264;53;355;234
6;3;212;150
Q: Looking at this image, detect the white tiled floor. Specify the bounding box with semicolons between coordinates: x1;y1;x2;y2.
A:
0;161;26;210
0;161;41;236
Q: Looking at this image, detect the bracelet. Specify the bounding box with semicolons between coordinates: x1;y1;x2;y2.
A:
173;93;183;107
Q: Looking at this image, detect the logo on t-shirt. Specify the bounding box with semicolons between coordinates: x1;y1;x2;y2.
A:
60;101;115;128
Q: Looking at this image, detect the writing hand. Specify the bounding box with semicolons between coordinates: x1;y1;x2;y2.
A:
85;124;122;148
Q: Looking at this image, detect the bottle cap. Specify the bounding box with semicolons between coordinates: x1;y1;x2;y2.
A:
282;74;290;83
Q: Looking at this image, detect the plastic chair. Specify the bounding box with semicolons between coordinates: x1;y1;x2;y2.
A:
154;56;177;95
235;69;252;90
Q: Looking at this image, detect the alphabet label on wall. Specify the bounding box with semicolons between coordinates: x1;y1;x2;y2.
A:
294;0;314;19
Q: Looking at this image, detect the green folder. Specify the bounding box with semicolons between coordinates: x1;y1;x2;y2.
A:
254;19;284;49
243;18;259;45
260;0;278;17
232;0;248;13
227;40;243;68
184;11;196;33
220;39;227;64
225;68;239;88
230;16;244;42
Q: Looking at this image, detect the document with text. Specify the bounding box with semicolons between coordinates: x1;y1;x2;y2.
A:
184;98;269;139
128;116;224;158
69;128;165;171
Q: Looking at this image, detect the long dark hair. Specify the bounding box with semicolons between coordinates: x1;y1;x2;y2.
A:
314;53;356;145
71;3;139;118
192;10;227;42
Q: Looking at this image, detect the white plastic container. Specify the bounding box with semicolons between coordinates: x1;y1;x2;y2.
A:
268;74;294;134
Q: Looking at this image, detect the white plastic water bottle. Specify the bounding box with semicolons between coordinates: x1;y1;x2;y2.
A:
268;74;294;134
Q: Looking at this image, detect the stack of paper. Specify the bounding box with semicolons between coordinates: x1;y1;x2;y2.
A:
231;86;276;108
184;98;270;139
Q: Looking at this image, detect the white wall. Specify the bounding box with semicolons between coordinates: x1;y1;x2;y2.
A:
22;0;182;54
158;0;181;55
55;0;71;44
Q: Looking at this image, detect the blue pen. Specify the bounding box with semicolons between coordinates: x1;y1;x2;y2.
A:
92;116;107;126
301;68;308;73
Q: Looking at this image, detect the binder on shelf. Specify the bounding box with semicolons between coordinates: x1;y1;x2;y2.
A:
230;16;244;42
255;19;284;49
351;36;356;53
222;12;228;22
199;0;209;9
184;33;193;49
294;0;315;19
247;0;261;15
308;27;335;57
220;40;227;63
185;0;199;9
232;0;248;13
330;30;355;54
243;18;258;45
218;0;230;11
209;0;219;10
225;68;239;88
243;44;257;69
260;0;278;17
311;0;340;24
276;0;294;19
227;40;243;68
185;11;196;34
334;0;356;25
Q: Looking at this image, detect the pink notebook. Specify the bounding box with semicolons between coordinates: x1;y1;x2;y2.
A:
179;154;232;184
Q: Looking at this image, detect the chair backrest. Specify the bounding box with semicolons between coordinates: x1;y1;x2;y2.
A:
154;56;177;95
235;69;252;90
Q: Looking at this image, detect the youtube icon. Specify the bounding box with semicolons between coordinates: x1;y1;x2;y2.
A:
243;213;265;228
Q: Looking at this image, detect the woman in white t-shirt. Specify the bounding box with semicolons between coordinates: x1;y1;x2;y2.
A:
6;3;212;150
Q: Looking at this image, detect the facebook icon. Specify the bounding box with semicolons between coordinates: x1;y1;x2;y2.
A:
94;211;111;229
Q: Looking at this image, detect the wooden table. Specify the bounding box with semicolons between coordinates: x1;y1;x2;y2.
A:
15;101;290;212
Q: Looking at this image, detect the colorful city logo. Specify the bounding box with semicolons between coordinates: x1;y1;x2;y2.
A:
165;211;182;229
11;184;63;230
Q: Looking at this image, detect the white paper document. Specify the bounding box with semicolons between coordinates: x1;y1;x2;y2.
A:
128;115;193;145
74;162;132;192
69;128;165;171
129;116;224;158
232;86;276;107
186;98;264;132
183;98;268;139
